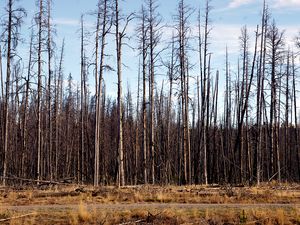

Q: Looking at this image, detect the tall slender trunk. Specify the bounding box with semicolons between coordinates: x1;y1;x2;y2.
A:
94;11;100;186
2;0;13;186
140;7;148;184
22;33;33;179
202;0;210;186
292;53;300;181
166;36;175;184
142;43;147;184
233;26;259;184
149;0;155;184
94;0;109;186
79;16;85;184
0;46;3;100
116;0;125;186
37;0;43;183
47;0;53;181
284;52;290;182
55;40;64;180
135;61;140;185
185;60;191;184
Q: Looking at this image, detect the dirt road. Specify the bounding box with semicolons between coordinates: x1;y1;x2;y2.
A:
3;203;299;212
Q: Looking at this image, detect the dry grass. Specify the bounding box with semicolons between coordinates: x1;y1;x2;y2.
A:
0;183;299;224
1;183;299;206
0;205;298;224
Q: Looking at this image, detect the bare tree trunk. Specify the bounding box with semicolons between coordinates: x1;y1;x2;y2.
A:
55;40;64;180
37;0;44;183
292;53;300;181
224;47;231;183
284;51;290;182
256;0;266;185
79;16;85;184
239;26;250;183
22;32;33;179
94;10;100;186
213;71;219;182
142;31;148;184
186;60;191;184
46;0;53;181
233;25;259;184
149;0;155;185
2;0;13;186
138;6;148;184
196;10;202;184
202;0;211;186
115;0;126;186
0;46;3;101
135;61;141;185
166;35;175;184
276;68;281;183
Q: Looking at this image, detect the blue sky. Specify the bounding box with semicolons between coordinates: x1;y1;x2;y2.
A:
1;0;300;101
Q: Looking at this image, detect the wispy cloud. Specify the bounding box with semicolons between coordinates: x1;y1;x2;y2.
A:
211;24;257;56
53;18;94;28
273;0;300;8
278;25;300;48
228;0;256;9
53;18;80;27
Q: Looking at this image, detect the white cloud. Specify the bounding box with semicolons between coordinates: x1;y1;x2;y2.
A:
211;24;258;55
228;0;256;9
53;18;79;26
278;25;300;49
273;0;300;8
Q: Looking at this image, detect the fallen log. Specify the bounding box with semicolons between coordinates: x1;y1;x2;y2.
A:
0;176;74;186
33;191;81;198
0;212;36;222
117;219;146;225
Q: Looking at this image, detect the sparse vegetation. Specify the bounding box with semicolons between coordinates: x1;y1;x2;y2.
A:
0;203;299;224
0;184;299;224
1;183;300;205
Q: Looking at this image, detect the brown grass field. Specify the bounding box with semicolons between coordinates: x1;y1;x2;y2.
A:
0;182;299;224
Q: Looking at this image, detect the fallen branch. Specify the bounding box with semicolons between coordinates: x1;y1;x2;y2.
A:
33;191;81;198
0;176;73;186
117;219;146;225
0;212;36;222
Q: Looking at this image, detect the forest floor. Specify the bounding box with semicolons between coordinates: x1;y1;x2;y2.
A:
0;182;299;224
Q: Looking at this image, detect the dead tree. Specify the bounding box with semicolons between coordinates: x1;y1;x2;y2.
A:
284;51;290;181
137;5;149;184
115;0;133;186
0;46;3;100
201;0;212;185
80;15;85;184
55;40;64;179
94;0;111;186
36;0;46;182
292;52;300;181
46;0;54;181
146;0;162;184
256;0;268;185
266;20;285;182
166;34;176;184
176;0;192;185
1;0;26;185
238;25;250;183
94;8;101;186
21;31;34;179
233;25;259;184
135;61;141;185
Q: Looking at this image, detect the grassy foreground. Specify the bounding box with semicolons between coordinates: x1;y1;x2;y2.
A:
0;183;299;224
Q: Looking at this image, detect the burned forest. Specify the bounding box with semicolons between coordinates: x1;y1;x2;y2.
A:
1;0;300;187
